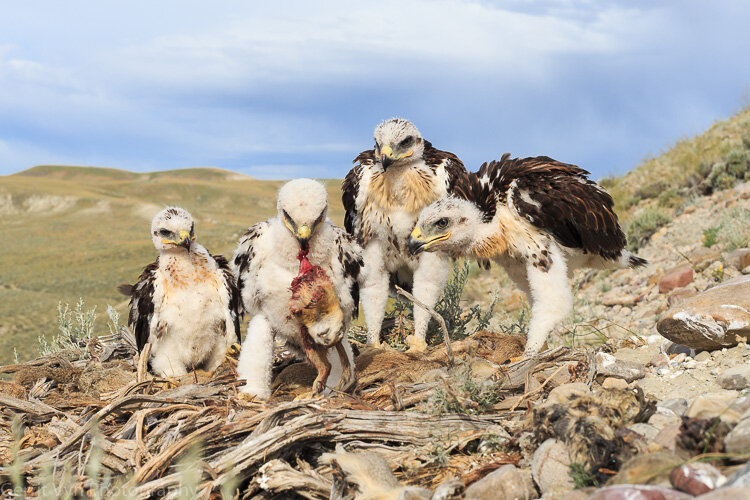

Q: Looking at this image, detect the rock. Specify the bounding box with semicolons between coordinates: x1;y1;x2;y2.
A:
743;265;750;275
649;407;681;430
649;352;670;367
724;460;750;486
694;351;711;362
546;383;591;404
432;479;465;500
602;377;629;390
659;266;694;293
559;489;594;500
602;290;644;307
663;342;695;357
695;486;750;499
724;248;750;271
686;391;743;423
595;352;646;382
716;365;750;390
586;484;690;499
670;463;726;495
656;275;750;350
464;464;537;500
531;439;574;498
667;287;698;307
629;423;660;441
609;451;684;487
651;424;681;453
724;416;750;453
659;399;688;416
689;247;723;272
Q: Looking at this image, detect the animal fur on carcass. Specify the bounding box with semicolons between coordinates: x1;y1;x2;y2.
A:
289;247;354;394
527;387;656;485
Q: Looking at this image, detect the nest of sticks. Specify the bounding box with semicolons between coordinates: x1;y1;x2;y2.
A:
0;325;595;499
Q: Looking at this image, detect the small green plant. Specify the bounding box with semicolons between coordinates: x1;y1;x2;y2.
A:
429;359;502;415
569;463;598;489
599;281;613;293
710;263;725;283
657;187;684;208
633;181;667;200
429;261;498;343
38;298;97;356
106;305;121;336
626;209;671;251
720;207;750;250
424;429;452;467
702;225;720;248
478;433;509;455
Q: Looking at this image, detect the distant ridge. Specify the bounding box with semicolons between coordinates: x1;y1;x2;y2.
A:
14;165;256;182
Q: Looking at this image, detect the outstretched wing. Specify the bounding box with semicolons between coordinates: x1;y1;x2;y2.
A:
125;260;159;352
212;253;243;343
484;155;626;260
330;225;364;319
231;221;270;314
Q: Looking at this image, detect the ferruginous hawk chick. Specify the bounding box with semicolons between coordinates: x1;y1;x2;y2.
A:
342;118;469;350
232;179;363;399
409;154;647;357
121;207;242;377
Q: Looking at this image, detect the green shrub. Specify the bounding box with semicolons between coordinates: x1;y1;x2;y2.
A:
634;181;668;200
38;298;97;356
657;187;684;208
720;207;750;250
702;225;720;248
626;209;671;251
726;149;750;179
429;359;502;415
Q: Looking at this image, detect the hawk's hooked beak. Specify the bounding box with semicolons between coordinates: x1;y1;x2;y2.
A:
296;225;311;246
408;227;450;255
177;230;193;249
380;144;394;169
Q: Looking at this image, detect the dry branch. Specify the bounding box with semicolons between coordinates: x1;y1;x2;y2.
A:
394;284;454;365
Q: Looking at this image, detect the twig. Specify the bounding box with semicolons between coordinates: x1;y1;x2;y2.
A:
137;343;151;383
510;363;568;411
394;285;454;366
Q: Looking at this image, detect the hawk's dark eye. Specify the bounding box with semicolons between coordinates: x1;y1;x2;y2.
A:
435;218;449;229
159;229;171;237
399;136;414;148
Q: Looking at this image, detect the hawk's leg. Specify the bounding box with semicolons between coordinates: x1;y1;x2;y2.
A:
360;242;389;345
410;251;451;347
523;248;573;357
237;314;275;399
150;352;188;378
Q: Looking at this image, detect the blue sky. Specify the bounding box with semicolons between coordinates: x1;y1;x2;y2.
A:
1;1;749;179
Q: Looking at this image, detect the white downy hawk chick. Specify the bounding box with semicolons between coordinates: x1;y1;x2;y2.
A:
342;118;469;350
121;207;242;377
232;179;362;399
409;154;647;357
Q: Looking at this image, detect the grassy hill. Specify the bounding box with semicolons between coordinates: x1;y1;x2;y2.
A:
0;166;346;363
